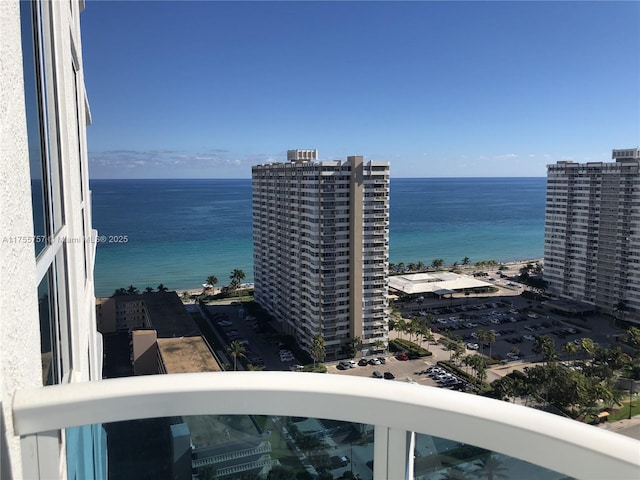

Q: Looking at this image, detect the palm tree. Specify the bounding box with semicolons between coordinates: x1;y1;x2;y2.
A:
476;329;487;356
475;454;509;480
144;286;154;293
310;333;326;367
532;335;557;364
229;269;246;290
486;330;496;359
580;337;597;358
206;275;218;290
226;340;246;371
462;256;471;265
113;287;127;296
416;261;425;271
432;258;445;269
421;327;434;352
373;338;385;353
157;283;168;292
396;319;407;340
126;285;139;295
562;341;578;362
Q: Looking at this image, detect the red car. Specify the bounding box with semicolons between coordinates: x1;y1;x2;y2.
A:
396;353;409;361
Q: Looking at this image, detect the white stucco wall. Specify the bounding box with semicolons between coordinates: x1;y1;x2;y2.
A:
0;2;45;477
1;1;101;477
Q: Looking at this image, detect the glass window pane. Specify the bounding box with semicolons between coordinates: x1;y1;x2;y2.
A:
38;269;58;385
413;433;573;480
103;415;374;480
20;0;49;256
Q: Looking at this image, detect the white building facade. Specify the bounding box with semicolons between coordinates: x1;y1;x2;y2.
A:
252;151;390;360
544;149;640;324
0;1;104;478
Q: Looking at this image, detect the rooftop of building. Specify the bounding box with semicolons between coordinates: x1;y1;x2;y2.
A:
113;292;201;338
157;337;222;374
389;271;495;295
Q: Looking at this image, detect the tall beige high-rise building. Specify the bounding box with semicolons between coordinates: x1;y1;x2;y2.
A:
544;148;640;323
252;150;390;360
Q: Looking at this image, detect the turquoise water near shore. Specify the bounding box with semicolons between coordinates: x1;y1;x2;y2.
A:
90;177;545;296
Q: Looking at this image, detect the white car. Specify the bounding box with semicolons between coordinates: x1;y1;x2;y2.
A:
466;343;479;350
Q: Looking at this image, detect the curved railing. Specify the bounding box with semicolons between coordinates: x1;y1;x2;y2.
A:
13;372;640;479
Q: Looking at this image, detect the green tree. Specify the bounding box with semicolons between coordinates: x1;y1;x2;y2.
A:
421;327;435;352
432;258;445;269
621;326;640;351
267;466;295;480
126;285;139;295
562;341;578;362
229;268;246;290
533;335;557;364
396;318;408;340
297;434;321;455
226;340;246;371
462;256;471;265
310;334;326;367
113;288;127;296
144;286;154;293
580;337;597;358
486;330;496;359
206;275;218;290
416;261;425;271
156;283;168;292
476;329;487;356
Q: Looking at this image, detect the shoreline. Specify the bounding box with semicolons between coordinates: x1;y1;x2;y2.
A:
166;258;542;297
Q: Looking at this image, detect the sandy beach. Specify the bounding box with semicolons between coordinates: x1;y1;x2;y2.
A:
172;259;542;297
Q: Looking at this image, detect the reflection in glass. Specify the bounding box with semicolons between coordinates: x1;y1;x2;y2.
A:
38;270;57;385
103;415;374;480
20;0;48;256
413;433;573;480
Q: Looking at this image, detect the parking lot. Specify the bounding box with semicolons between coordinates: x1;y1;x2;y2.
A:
327;342;474;391
396;293;624;363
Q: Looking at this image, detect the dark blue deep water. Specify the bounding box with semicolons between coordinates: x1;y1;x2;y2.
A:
90;178;545;296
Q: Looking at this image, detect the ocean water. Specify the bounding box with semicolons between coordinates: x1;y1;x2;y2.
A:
90;178;546;296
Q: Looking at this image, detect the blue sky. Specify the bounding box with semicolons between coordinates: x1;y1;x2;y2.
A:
82;1;640;179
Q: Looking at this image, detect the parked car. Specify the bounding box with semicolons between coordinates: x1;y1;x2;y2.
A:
377;357;386;364
396;353;409;361
358;358;369;366
330;455;350;468
372;371;383;379
383;372;395;380
368;358;381;365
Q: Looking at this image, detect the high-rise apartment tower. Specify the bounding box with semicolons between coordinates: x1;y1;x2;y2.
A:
544;148;640;323
252;150;390;360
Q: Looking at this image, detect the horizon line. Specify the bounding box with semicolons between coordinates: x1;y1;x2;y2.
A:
89;176;547;181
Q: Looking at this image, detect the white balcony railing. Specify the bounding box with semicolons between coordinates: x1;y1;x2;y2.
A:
13;372;640;480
